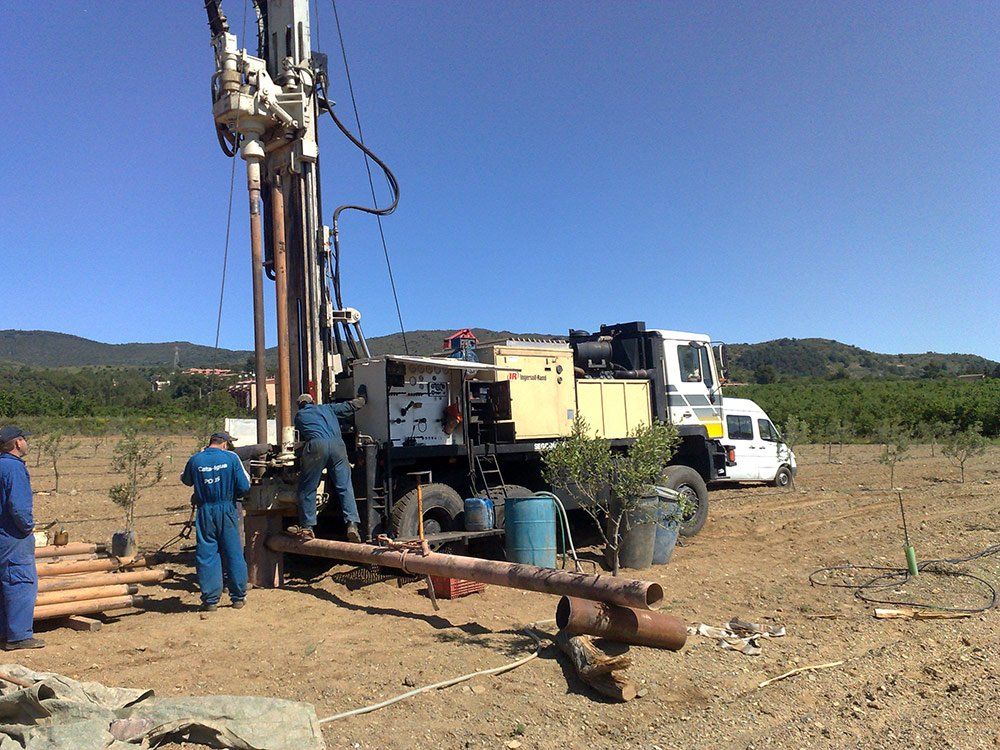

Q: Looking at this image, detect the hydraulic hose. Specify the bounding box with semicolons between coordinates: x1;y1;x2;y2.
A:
534;491;582;573
316;80;401;358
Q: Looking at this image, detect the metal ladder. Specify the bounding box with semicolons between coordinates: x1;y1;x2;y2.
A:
473;453;507;497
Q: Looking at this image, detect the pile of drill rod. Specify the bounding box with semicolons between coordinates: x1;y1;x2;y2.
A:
33;543;166;621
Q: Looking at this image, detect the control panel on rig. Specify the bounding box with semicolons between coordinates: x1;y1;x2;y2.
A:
352;358;464;447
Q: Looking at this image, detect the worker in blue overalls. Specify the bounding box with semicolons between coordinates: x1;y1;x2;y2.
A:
290;389;367;542
0;426;43;650
181;431;251;612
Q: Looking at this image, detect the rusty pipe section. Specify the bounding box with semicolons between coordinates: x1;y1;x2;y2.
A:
555;596;687;651
243;137;269;445
266;535;664;610
270;172;294;452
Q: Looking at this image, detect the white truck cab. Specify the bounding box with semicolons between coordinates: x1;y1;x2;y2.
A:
652;330;726;440
719;397;796;487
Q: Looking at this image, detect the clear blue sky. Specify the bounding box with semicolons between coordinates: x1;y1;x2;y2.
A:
1;1;997;357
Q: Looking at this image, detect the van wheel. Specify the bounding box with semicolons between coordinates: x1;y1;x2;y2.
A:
390;483;464;539
772;466;793;488
662;466;709;537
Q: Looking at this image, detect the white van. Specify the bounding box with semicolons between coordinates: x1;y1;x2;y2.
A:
719;398;797;486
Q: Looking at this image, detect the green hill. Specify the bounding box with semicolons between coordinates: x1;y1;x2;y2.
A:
2;329;996;379
726;338;998;380
0;328;535;369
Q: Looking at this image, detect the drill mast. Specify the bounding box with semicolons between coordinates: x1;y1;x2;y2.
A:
205;0;368;458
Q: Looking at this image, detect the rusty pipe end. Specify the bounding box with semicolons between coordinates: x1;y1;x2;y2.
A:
555;596;687;651
555;595;572;631
645;583;664;610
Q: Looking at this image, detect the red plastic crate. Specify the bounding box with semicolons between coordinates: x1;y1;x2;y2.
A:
429;575;486;599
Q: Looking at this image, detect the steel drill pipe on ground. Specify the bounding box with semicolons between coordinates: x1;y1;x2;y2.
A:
36;569;168;593
36;584;139;607
36;557;150;578
266;536;664;610
34;543;105;559
33;595;143;621
555;596;687;650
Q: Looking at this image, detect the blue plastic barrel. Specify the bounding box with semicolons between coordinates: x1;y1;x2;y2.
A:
464;497;495;531
504;495;557;568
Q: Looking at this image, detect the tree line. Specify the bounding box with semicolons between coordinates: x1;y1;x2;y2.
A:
730;378;1000;439
0;364;242;433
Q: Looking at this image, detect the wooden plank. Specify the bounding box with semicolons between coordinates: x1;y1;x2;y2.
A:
61;615;103;632
555;631;637;702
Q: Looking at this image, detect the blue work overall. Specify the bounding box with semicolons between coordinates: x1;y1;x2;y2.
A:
0;453;37;643
181;447;250;606
294;402;362;529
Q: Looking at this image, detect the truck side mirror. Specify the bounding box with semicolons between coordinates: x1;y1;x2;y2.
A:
713;343;729;380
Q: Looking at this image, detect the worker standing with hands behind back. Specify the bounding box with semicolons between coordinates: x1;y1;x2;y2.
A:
0;426;43;650
181;431;250;612
290;388;367;542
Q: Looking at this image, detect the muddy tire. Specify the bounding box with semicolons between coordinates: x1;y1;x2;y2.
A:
662;465;709;537
772;465;793;488
390;483;464;539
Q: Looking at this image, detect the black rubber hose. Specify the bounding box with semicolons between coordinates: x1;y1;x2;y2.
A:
316;83;399;362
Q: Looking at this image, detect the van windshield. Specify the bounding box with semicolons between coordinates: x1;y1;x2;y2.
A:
758;419;780;442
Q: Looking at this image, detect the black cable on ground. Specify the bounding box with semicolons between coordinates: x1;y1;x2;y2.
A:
810;542;1000;614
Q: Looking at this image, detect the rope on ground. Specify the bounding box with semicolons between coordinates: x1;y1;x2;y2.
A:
810;541;1000;614
318;620;553;723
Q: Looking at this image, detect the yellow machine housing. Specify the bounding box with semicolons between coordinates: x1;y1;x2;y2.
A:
575;379;653;439
477;341;576;440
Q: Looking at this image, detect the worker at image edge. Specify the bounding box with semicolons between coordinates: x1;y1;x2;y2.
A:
0;426;43;650
291;389;367;542
181;431;250;613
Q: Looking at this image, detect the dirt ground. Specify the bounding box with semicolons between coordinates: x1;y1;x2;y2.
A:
19;437;1000;749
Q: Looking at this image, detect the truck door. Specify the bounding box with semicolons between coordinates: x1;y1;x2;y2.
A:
755;418;782;482
724;413;757;480
672;343;724;438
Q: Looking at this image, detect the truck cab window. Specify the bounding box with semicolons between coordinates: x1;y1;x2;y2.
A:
727;415;753;440
678;345;703;383
758;419;779;442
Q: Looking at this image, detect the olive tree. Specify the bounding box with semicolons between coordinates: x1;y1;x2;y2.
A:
542;417;678;576
38;433;81;493
874;421;910;490
942;423;988;483
108;429;165;531
779;416;810;488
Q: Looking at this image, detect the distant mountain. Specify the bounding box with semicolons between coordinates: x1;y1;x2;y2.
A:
726;338;999;380
2;329;996;379
0;328;542;369
0;330;254;369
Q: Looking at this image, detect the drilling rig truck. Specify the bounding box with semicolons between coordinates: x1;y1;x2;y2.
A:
204;0;731;550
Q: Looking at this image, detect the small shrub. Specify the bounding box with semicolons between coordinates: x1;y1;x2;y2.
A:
942;423;988;483
108;429;166;531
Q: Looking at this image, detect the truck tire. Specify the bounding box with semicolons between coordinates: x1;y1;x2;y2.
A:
481;485;534;530
772;465;793;488
662;465;709;538
390;483;464;539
